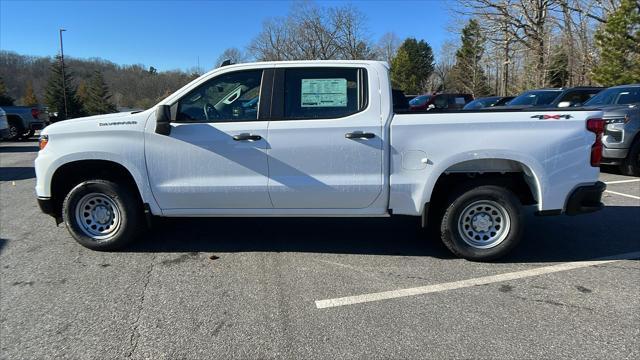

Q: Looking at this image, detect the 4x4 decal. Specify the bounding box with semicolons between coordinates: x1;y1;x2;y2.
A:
530;114;573;120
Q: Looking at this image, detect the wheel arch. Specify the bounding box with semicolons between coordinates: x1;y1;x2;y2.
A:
47;158;152;219
419;153;544;224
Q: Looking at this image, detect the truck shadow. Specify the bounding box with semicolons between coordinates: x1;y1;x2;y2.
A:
0;146;39;153
129;206;640;263
0;167;36;181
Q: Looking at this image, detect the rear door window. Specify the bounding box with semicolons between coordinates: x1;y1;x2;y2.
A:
282;68;367;120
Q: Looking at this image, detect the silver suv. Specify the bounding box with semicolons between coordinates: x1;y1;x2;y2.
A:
584;84;640;176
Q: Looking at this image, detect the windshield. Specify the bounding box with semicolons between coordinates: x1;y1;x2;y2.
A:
463;97;500;110
508;90;560;106
409;95;431;107
584;87;640;106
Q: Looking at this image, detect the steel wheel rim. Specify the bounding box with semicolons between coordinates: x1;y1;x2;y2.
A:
8;125;18;139
457;200;511;249
74;193;122;240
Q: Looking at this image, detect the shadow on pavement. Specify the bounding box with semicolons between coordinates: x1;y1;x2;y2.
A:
0;167;36;181
0;146;39;153
129;206;640;263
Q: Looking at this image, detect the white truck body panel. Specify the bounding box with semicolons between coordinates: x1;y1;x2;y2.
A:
35;60;602;219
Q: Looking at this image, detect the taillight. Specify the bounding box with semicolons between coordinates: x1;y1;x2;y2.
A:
31;108;40;119
39;135;49;150
586;118;604;167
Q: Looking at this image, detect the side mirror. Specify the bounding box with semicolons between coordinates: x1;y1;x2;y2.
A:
427;104;436;111
155;105;172;136
557;101;571;108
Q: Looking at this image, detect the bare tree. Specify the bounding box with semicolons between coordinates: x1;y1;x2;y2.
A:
377;32;401;64
215;48;249;67
248;1;377;61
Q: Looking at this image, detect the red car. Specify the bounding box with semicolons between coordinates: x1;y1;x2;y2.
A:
408;93;474;111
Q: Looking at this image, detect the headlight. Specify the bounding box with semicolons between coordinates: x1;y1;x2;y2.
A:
605;115;630;124
38;135;49;150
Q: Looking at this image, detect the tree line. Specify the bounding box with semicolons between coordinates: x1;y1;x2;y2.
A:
1;0;638;118
0;51;197;119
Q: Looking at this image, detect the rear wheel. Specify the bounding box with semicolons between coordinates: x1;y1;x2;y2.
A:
440;185;523;261
619;138;640;177
62;179;143;250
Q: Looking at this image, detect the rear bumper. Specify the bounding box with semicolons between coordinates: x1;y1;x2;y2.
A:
565;181;606;215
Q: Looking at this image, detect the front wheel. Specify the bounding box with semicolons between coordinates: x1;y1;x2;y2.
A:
62;179;143;250
619;139;640;177
440;185;523;261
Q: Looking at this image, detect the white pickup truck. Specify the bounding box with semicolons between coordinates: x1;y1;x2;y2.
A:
35;60;606;261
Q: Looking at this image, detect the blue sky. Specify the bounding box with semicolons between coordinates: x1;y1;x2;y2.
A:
0;0;453;72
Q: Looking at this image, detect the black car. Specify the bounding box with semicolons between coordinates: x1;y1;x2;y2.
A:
463;96;515;110
506;87;603;108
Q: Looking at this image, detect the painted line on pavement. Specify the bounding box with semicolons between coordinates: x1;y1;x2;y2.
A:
605;190;640;200
315;251;640;309
604;179;640;185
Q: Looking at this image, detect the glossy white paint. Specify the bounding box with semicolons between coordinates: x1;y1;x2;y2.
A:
35;60;602;218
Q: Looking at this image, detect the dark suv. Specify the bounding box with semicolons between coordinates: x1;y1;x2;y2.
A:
409;93;474;111
506;87;603;108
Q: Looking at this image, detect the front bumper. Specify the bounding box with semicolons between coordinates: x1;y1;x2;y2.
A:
0;128;9;139
601;146;629;164
37;197;57;217
565;181;606;215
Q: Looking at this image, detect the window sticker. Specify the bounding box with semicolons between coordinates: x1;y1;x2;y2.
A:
301;78;347;107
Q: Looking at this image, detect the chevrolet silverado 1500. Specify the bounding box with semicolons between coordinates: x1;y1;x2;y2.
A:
35;61;606;261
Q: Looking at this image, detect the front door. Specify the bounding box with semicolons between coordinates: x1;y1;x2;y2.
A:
266;67;384;209
145;69;272;209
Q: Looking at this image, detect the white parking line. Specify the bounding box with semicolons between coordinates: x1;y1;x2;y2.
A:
604;179;640;185
605;190;640;200
314;251;640;309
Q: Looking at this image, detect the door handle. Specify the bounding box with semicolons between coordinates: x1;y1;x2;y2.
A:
233;133;262;141
345;132;375;140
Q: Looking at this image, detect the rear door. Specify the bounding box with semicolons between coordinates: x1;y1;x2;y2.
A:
266;66;384;209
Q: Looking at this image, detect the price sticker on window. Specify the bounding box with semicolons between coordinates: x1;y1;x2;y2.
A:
301;78;347;107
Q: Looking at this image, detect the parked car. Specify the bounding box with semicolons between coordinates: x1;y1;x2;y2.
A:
506;87;603;108
409;93;474;111
583;84;640;176
35;60;605;261
2;105;49;140
0;108;9;140
463;96;515;110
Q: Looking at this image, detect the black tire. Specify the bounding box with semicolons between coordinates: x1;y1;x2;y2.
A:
62;179;143;250
619;138;640;177
439;185;523;261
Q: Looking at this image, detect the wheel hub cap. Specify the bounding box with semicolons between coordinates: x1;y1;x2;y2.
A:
74;193;122;240
471;213;493;232
457;200;511;249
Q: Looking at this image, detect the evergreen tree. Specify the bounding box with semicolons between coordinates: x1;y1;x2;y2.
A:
449;19;491;97
21;81;39;106
0;77;15;106
547;47;570;87
390;38;435;94
83;70;117;115
44;55;84;119
592;0;640;86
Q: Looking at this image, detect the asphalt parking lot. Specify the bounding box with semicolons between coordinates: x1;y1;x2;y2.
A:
1;139;639;359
